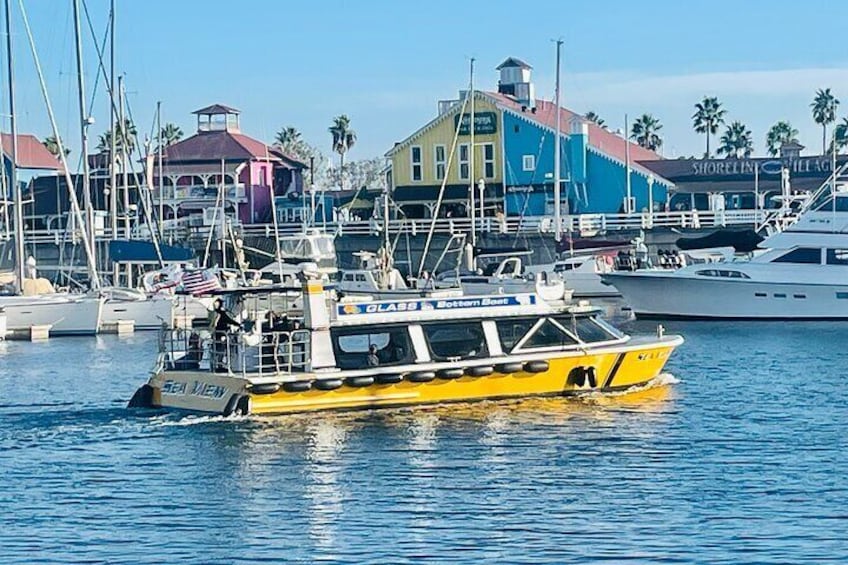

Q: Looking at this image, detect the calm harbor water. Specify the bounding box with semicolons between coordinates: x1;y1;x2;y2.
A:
1;315;847;563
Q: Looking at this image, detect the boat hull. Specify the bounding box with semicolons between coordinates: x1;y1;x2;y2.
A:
606;272;848;319
0;295;104;336
102;296;175;330
138;336;682;416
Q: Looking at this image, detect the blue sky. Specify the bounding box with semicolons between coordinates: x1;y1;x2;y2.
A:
5;0;848;166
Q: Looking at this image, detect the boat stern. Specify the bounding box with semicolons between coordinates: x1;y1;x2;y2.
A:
129;370;250;416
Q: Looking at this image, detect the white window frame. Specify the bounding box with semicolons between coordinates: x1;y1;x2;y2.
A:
522;154;536;172
458;143;470;181
410;145;423;182
434;144;446;181
483;143;495;179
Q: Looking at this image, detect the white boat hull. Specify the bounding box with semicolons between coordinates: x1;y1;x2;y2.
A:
606;272;848;319
103;296;175;330
0;295;104;335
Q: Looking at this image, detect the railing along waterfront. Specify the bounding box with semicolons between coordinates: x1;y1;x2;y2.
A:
18;209;769;245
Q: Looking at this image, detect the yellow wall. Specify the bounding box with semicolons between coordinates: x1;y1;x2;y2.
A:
391;97;502;187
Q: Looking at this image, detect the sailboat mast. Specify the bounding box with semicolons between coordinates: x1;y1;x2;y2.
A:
72;0;97;286
469;57;476;249
553;39;563;242
4;0;24;289
109;0;117;245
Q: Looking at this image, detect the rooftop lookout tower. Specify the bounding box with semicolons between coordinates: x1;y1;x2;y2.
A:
193;103;241;133
496;57;535;109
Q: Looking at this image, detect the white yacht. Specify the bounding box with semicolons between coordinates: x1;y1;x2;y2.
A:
0;290;104;336
100;287;175;330
526;254;620;298
604;181;848;319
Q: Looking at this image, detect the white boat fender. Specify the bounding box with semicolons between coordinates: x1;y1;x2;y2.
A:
437;368;464;379
283;381;312;393
375;374;404;385
495;362;524;374
314;378;343;391
127;384;154;408
251;383;281;395
345;376;375;387
465;366;494;377
407;371;436;383
523;360;549;373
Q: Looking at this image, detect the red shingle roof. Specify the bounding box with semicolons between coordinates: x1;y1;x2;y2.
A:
484;91;664;174
162;131;279;163
0;133;63;170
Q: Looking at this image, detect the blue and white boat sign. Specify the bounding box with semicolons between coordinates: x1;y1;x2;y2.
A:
337;294;536;316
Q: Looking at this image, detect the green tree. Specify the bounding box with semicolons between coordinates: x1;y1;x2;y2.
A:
42;134;70;157
692;96;726;158
159;123;183;147
329;115;356;187
717;121;754;159
584;111;605;127
829;117;848;153
97;118;137;154
274;126;313;162
630;114;663;151
765;121;799;156
811;88;839;154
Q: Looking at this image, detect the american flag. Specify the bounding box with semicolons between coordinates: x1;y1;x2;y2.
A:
179;269;222;296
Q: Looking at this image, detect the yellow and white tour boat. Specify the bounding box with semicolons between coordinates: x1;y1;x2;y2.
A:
129;275;683;416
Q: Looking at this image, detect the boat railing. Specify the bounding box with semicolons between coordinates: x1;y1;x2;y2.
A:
158;326;311;376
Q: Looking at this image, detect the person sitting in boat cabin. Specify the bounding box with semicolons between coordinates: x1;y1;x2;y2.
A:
367;344;380;367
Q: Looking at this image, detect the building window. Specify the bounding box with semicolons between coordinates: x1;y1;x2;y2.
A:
434;144;446;181
483;143;495;179
258;167;267;186
522;155;536;171
458;143;470;181
410;145;422;182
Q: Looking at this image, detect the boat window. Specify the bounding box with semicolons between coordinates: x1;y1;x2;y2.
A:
519;319;577;350
814;195;848;212
355;274;367;282
556;315;616;343
826;249;848;265
422;322;488;361
331;326;414;369
695;269;750;278
772;248;822;264
343;273;355;281
495;318;537;352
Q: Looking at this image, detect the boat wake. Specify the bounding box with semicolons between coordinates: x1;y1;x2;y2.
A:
577;372;680;401
152;412;250;427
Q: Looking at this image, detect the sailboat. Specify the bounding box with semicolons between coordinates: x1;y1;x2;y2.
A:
0;0;103;337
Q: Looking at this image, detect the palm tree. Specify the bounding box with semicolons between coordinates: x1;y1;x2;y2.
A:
811;88;839;154
584;111;605;127
830;117;848;153
329;115;356;187
717;121;754;159
97;118;137;154
692;96;726;157
159;123;183;147
42;134;70;157
630;114;663;151
765;121;799;156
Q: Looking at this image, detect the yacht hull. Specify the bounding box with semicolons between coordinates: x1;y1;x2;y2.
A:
103;296;174;330
606;272;848;319
137;336;682;415
0;295;104;336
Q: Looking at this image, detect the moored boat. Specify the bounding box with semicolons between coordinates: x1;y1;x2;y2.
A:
129;271;683;416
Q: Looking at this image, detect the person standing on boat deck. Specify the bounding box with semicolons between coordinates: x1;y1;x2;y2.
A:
367;344;380;367
211;298;240;370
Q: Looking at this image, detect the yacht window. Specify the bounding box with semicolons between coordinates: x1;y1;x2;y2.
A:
422;322;488;360
814;196;848;212
556;315;616;343
331;326;414;369
695;269;750;278
772;248;822;264
355;274;367;282
495;318;537;352
826;249;848;265
519;319;577;349
343;273;354;281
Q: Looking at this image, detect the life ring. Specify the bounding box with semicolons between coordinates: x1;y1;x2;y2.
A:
495;362;523;374
283;380;311;393
523;360;549;373
313;378;343;391
251;383;281;395
375;374;403;385
437;368;464;379
465;365;494;377
407;371;436;383
345;376;375;387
